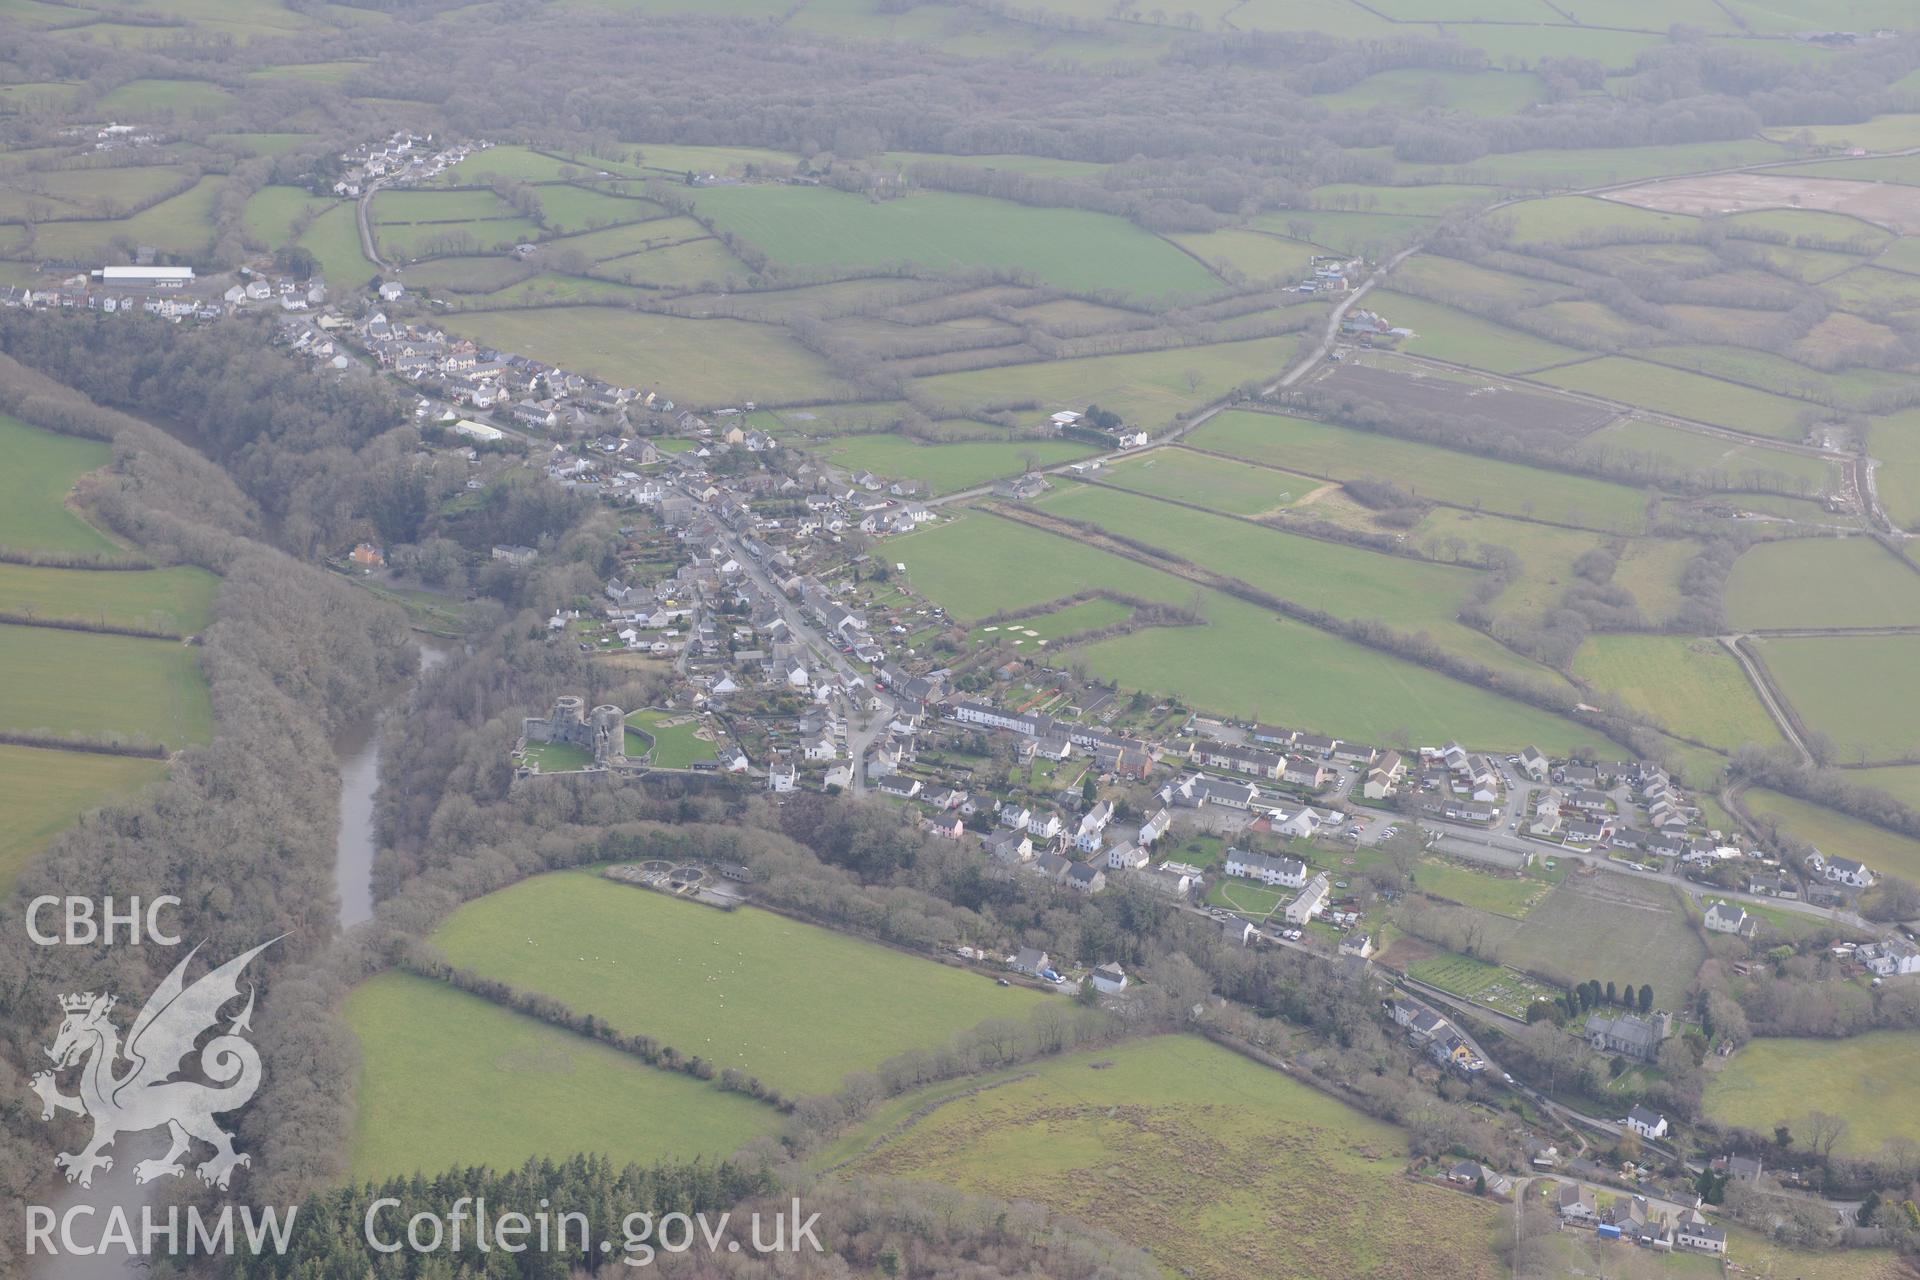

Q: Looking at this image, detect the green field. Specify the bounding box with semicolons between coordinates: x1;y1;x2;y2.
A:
1413;858;1550;919
1573;635;1783;752
842;1035;1505;1280
807;434;1095;495
1098;447;1321;516
295;203;376;290
1581;418;1834;495
973;596;1132;647
241;184;327;251
1531;357;1815;439
0;415;117;554
1192;410;1652;533
1754;635;1920;762
1706;1032;1920;1157
1166;229;1316;284
688;185;1221;299
0;562;218;632
893;511;1597;750
912;334;1307;432
1726;538;1920;630
1854;765;1920;810
1406;951;1559;1019
428;870;1044;1095
520;740;594;772
345;972;780;1180
0;624;212;747
1366;291;1583;373
0;744;167;896
1500;195;1696;247
1034;481;1550;680
1743;790;1920;887
622;708;720;769
98;78;231;113
443;307;849;405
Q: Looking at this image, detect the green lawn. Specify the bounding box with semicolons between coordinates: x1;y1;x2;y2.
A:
622;709;720;769
344;972;781;1180
1706;1032;1920;1157
1726;538;1920;630
443;307;849;405
1754;635;1920;762
1208;877;1288;917
0;744;167;898
1743;790;1920;887
241;184;329;251
428;870;1045;1095
0;624;212;747
0;562;218;632
1573;635;1782;752
1192;410;1652;533
1098;447;1320;516
973;597;1131;647
520;740;594;772
0;415;117;555
809;434;1095;496
1530;357;1815;440
687;185;1222;299
841;1035;1506;1280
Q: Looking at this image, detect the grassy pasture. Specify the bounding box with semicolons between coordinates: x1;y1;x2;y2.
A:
913;333;1306;431
1579;419;1833;494
1725;538;1920;630
1706;1032;1920;1157
533;215;691;262
1743;790;1920;887
893;512;1596;750
429;871;1044;1096
1822;266;1920;317
241;184;328;250
1432;140;1793;189
0;624;212;747
1871;408;1920;530
1368;291;1583;372
808;434;1094;495
1763;115;1920;152
98;78;231;114
974;597;1132;647
1496;872;1704;1006
295;203;376;288
1854;766;1920;809
1522;300;1657;348
1392;253;1568;307
0;563;217;632
688;186;1220;299
1098;447;1320;516
398;255;531;294
379;216;542;261
0;415;117;554
453;145;645;185
1633;344;1917;411
1034;482;1550;680
1413;858;1550;919
590;238;742;289
1410;507;1691;623
1191;410;1652;533
443;307;849;405
373;188;519;222
1723;208;1892;251
1773;156;1920;186
1572;635;1782;752
1248;209;1431;256
344;972;780;1180
842;1035;1505;1280
1753;635;1920;762
1530;357;1815;439
26;176;220;260
1501;196;1696;246
622;708;719;769
525;184;658;234
880;151;1110;178
0;745;166;897
1165;229;1315;283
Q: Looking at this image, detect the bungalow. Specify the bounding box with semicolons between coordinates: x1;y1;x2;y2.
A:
876;775;922;799
1133;866;1193;898
1223;849;1308;888
1564;817;1609;845
1557;1183;1598;1223
1568;789;1613;813
1009;948;1051;978
1447;1161;1511;1196
1674;1211;1725;1255
1268;806;1323;840
1625;1105;1669;1141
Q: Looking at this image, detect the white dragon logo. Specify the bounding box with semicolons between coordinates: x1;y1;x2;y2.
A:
31;938;278;1190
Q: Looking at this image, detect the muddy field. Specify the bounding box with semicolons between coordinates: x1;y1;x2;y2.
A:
1601;173;1920;235
1315;358;1619;438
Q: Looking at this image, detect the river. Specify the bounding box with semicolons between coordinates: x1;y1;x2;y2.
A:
27;637;448;1277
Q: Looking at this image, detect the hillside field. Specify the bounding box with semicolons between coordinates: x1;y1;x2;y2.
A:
344;972;781;1180
1572;635;1782;752
1742;790;1920;887
842;1034;1505;1280
0;624;212;748
1753;635;1920;762
1726;538;1920;630
0;744;167;896
427;870;1044;1095
0;415;117;555
1706;1032;1920;1157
